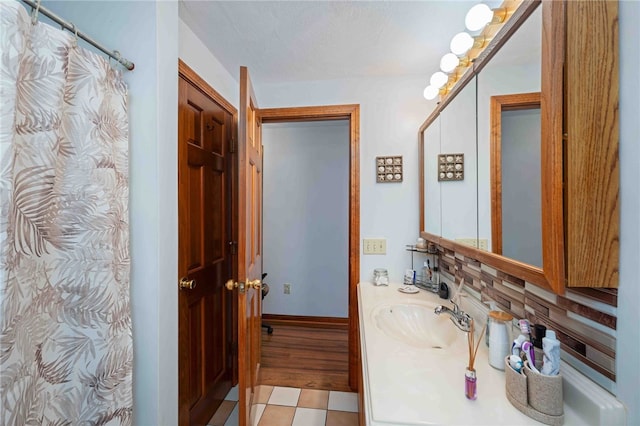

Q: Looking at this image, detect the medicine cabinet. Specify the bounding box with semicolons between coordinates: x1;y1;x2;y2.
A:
418;0;619;294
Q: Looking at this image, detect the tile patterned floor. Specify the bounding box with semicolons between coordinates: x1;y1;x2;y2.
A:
208;385;358;426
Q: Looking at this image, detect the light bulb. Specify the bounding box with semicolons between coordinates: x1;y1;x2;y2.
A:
450;32;474;56
430;71;448;89
440;53;460;73
465;4;493;32
423;85;439;100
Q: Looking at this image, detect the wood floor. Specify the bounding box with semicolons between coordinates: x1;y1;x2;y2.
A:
259;324;351;392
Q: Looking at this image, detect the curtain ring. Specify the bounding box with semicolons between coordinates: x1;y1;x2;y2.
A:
71;23;78;47
31;0;41;25
113;50;122;65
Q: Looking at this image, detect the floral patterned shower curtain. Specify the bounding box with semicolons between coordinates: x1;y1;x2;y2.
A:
0;2;131;424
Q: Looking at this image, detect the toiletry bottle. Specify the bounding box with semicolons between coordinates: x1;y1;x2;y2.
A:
488;311;513;370
422;261;431;283
532;324;546;370
541;330;561;375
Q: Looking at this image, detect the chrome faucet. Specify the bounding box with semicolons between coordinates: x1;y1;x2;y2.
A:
434;300;472;332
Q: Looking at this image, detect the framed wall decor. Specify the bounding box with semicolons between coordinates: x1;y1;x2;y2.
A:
376;156;403;183
438;153;464;181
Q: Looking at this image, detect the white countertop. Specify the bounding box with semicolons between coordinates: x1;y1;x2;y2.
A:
358;281;582;425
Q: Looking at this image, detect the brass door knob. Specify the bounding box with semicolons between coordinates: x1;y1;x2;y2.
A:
224;280;244;292
179;277;196;290
247;279;261;290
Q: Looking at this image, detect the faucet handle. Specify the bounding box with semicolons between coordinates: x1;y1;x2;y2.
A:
450;299;460;313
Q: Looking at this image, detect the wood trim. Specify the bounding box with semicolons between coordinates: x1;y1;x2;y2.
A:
261;314;348;330
490;93;541;257
565;0;619;288
178;60;237;115
540;0;566;294
257;104;361;391
490;96;503;256
421;231;549;287
260;105;360;123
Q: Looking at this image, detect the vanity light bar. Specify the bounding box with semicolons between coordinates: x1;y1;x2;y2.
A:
424;0;522;101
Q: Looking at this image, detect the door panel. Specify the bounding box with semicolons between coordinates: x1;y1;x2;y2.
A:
179;75;234;426
237;66;263;426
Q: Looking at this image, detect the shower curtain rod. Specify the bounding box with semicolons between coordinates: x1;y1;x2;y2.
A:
21;0;135;70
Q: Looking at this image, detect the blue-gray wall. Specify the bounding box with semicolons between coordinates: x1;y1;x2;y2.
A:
262;121;350;317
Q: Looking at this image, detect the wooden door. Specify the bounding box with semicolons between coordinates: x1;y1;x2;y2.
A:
178;75;234;425
235;66;263;426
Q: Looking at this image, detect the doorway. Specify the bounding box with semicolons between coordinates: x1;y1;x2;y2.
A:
262;120;349;318
259;105;361;391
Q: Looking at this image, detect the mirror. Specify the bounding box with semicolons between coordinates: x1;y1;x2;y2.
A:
422;115;441;237
419;2;559;289
477;6;542;262
439;77;477;245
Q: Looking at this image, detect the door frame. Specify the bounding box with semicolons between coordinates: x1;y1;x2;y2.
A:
177;59;240;392
490;92;541;256
259;105;360;390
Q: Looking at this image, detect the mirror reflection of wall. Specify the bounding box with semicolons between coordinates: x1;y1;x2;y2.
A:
477;6;542;257
500;107;542;267
423;116;441;236
440;76;477;245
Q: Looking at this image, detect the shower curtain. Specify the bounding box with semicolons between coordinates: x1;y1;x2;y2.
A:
0;2;131;424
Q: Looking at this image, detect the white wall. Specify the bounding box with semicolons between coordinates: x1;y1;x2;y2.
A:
39;1;180;424
178;18;238;109
616;1;640;424
257;76;432;283
262;121;350;317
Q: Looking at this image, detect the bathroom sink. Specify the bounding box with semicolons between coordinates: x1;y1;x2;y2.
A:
372;303;458;349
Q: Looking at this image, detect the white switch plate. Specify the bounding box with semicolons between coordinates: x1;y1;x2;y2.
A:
454;238;488;250
363;238;387;254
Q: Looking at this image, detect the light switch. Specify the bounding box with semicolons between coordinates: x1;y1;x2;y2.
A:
363;238;387;254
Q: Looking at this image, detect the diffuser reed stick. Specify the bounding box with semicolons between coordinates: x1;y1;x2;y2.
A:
467;319;487;370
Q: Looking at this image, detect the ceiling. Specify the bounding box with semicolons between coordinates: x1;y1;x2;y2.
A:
179;1;503;86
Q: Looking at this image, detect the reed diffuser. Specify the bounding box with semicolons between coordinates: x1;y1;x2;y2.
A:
465;319;486;400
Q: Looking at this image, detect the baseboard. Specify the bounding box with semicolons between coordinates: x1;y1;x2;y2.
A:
262;314;349;330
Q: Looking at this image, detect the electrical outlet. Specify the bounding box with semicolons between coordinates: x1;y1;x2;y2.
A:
284;283;291;294
363;238;387;254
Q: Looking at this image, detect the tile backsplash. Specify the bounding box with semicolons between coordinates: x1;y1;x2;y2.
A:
436;246;617;392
